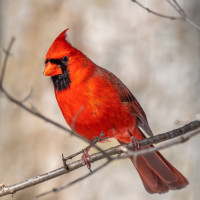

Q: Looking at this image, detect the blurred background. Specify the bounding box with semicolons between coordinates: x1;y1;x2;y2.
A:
0;0;200;200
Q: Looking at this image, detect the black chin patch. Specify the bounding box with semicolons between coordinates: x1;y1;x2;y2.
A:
46;57;71;91
51;70;71;91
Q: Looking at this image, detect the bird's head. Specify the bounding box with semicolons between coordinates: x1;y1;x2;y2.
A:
44;29;87;91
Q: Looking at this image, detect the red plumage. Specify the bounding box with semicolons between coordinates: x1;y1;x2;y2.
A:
44;29;188;193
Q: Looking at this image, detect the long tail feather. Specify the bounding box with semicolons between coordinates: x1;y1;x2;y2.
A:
130;150;188;193
118;128;188;194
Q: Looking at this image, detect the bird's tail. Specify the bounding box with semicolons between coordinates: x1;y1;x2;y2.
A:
118;128;189;194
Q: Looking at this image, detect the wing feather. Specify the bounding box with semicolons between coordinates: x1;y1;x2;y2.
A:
97;67;153;136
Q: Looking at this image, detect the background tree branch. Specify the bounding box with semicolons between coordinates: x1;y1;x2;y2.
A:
131;0;200;32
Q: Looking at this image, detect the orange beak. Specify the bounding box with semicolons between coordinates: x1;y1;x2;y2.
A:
43;63;62;76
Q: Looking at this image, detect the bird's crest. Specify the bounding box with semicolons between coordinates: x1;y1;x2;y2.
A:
45;28;78;60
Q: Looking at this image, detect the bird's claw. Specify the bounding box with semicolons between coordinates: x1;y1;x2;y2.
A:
128;130;140;151
82;148;93;172
130;136;140;151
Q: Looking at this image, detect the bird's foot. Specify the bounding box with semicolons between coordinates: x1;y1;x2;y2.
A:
128;130;140;151
82;147;93;172
130;136;140;151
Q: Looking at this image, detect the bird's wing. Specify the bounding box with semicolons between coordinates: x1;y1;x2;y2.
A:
98;67;153;137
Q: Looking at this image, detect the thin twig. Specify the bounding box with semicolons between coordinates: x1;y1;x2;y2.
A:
165;0;200;32
167;0;200;32
62;132;108;162
36;160;110;198
131;0;200;32
131;0;181;20
0;37;15;88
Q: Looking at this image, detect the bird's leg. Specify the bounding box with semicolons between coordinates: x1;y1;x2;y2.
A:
81;132;105;171
82;146;93;172
128;130;140;151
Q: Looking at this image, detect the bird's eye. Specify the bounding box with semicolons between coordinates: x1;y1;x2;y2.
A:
61;56;68;64
45;59;49;65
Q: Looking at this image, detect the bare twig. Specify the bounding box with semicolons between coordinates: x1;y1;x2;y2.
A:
36;160;110;198
62;132;108;162
131;0;200;32
167;0;186;17
166;0;200;32
0;37;15;88
131;0;181;20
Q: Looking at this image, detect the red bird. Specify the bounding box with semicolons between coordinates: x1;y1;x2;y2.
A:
44;29;188;194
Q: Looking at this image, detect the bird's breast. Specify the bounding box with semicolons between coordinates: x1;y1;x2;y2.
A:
55;76;135;141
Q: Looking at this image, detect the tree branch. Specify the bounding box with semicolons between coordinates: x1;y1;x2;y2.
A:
131;0;200;32
131;0;181;20
0;37;15;87
0;120;199;197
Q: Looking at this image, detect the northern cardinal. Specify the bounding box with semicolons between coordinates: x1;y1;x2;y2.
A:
44;29;188;194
